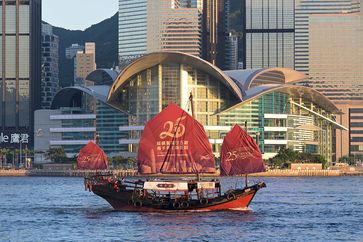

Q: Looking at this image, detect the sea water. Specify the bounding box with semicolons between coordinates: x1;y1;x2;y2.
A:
0;176;362;242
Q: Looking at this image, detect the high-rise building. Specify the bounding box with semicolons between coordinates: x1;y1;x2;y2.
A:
41;23;59;109
295;0;360;74
309;12;363;101
306;3;363;160
238;0;295;69
0;0;41;149
118;0;202;68
65;43;84;59
202;0;229;69
233;0;363;162
225;32;238;70
74;42;96;86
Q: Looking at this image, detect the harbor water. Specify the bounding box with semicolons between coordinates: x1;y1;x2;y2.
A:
0;176;362;241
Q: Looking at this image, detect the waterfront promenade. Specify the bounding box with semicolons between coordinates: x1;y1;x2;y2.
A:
0;168;362;177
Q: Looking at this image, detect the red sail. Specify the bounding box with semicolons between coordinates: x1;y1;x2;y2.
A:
137;103;215;174
77;141;108;170
220;125;265;176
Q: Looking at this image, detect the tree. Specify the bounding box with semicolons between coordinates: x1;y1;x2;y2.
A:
339;155;356;166
0;149;10;168
268;147;328;169
268;147;298;168
109;156;137;169
45;147;68;163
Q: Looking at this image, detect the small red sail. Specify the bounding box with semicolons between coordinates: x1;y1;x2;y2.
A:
77;141;108;170
137;103;215;174
220;125;265;176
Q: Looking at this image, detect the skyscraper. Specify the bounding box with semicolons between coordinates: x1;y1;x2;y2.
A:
294;0;360;74
225;32;238;70
0;0;41;148
118;0;202;68
202;0;229;69
239;0;295;69
65;43;84;60
232;0;363;161
305;2;363;160
74;42;96;86
41;23;59;109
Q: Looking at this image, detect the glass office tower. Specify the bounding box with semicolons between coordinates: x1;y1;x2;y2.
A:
241;0;295;69
0;0;41;148
118;0;202;68
295;0;360;74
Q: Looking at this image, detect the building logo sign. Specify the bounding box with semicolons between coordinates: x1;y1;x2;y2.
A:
0;132;30;148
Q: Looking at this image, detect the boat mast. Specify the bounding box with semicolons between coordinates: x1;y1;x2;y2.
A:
189;92;201;181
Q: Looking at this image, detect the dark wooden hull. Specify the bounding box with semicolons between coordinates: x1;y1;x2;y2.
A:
87;178;266;212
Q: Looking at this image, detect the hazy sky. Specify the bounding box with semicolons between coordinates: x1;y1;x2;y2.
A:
42;0;118;30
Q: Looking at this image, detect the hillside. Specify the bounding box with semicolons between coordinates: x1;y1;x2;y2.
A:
52;12;118;87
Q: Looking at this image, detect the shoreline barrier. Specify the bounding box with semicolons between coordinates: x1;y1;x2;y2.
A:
1;168;362;177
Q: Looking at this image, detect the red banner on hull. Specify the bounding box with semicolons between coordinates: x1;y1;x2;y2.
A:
137;103;215;174
77;141;108;170
220;125;265;176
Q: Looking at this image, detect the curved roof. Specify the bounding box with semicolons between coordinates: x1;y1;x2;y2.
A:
107;51;243;107
51;85;110;109
85;69;119;85
224;68;307;93
107;52;340;115
220;84;340;114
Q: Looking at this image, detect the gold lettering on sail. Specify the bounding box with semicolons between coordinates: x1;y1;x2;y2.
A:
159;116;186;139
79;154;98;163
225;148;255;162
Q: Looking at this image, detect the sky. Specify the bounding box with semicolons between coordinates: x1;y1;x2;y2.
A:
42;0;119;30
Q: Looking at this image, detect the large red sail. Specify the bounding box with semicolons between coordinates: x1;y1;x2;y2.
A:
220;125;265;176
77;141;108;170
137;103;215;174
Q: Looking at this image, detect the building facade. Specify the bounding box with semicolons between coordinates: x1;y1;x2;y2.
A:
0;0;41;148
41;23;59;109
34;69;128;160
118;0;202;68
202;0;229;69
225;32;238;70
305;2;363;160
107;52;346;162
238;0;295;69
65;43;84;60
295;0;360;74
74;42;96;86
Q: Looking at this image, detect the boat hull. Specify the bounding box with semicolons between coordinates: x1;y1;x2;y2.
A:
87;179;265;212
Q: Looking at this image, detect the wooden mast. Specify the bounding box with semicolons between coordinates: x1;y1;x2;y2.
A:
189;92;201;181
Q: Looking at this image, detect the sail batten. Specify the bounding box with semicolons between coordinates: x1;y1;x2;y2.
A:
137;103;215;174
220;125;265;176
77;141;108;170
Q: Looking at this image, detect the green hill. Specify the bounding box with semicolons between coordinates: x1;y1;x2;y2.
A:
52;12;118;87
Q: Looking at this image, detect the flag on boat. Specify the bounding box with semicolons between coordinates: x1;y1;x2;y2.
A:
77;141;108;170
220;124;265;176
137;103;215;174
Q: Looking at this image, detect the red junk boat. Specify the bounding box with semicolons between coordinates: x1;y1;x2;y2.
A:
81;95;266;212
